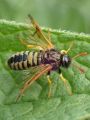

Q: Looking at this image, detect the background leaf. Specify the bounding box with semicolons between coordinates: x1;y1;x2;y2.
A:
0;0;90;33
0;20;90;120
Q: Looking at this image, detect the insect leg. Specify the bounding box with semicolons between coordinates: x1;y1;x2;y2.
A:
19;37;44;50
59;69;72;95
47;71;52;97
16;65;52;102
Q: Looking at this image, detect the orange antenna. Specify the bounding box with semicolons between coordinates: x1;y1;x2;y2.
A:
72;52;88;59
72;63;85;73
72;52;88;73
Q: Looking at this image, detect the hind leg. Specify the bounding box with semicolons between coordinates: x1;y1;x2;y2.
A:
16;65;52;102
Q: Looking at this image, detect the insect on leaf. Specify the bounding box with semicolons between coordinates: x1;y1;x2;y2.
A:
0;19;90;120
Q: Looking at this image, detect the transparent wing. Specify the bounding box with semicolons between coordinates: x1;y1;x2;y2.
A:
19;15;54;50
22;65;46;81
16;64;52;101
15;65;48;86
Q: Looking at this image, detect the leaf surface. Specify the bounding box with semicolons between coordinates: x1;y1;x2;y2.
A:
0;20;90;120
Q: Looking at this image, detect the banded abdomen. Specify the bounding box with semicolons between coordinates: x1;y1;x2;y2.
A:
8;51;44;70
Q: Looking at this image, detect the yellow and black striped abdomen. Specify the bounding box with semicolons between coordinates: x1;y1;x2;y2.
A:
8;51;43;70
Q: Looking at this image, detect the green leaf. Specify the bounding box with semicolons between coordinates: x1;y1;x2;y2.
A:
0;19;90;120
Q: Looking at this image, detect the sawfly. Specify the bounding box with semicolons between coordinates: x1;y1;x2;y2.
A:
8;15;88;101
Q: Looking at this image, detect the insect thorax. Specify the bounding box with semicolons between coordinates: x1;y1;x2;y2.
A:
43;49;61;70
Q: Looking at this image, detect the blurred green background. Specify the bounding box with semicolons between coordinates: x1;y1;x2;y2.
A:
0;0;90;33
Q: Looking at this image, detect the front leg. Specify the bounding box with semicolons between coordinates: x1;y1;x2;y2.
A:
47;71;52;97
59;69;72;95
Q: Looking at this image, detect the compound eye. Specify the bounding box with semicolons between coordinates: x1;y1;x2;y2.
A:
63;56;68;63
62;55;71;68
